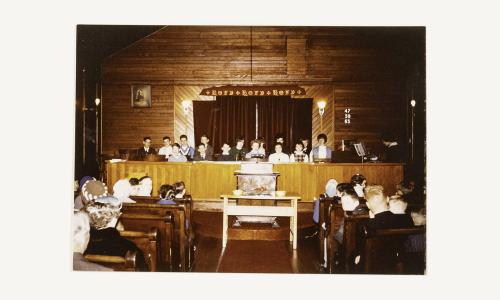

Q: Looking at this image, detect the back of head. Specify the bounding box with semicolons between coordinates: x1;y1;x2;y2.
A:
138;176;153;196
159;184;175;200
113;179;132;200
388;196;408;214
72;211;90;253
365;186;388;214
341;188;360;211
336;183;355;196
324;179;338;197
85;196;122;230
350;173;366;186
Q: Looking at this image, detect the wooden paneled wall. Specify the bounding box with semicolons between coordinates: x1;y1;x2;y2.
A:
101;26;423;155
102;84;174;154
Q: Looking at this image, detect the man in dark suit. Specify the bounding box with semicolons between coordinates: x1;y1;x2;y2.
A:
381;132;403;163
365;186;414;230
200;134;214;158
137;136;155;158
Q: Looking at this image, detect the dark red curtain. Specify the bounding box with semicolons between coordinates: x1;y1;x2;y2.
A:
193;97;257;151
257;96;312;154
193;96;311;154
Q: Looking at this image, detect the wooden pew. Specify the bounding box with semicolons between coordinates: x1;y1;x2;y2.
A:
318;194;341;271
126;195;195;272
119;228;159;272
84;250;138;271
359;226;426;274
321;198;370;274
118;211;174;271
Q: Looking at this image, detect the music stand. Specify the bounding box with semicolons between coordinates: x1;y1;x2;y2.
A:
353;142;367;163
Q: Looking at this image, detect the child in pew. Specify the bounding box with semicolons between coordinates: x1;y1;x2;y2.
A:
128;177;140;196
350;173;367;200
84;195;148;271
157;184;176;204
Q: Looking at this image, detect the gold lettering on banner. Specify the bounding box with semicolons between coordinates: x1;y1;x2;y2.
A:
260;91;265;96
279;90;284;95
297;90;302;95
218;91;223;96
205;91;211;95
242;90;247;96
273;90;278;96
229;90;234;96
236;91;240;95
254;90;259;95
285;90;290;95
291;90;296;95
248;90;253;96
212;90;217;96
267;91;271;95
224;90;228;95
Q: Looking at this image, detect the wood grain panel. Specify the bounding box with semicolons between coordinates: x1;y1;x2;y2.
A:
101;26;423;158
102;84;174;154
106;161;403;201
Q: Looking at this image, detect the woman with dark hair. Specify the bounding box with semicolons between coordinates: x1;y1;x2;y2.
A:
157;184;176;204
311;133;332;161
350;173;367;199
173;181;186;199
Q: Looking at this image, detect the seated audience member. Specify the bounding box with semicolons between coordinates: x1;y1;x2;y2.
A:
388;195;415;227
290;141;309;162
74;176;95;210
245;139;265;159
72;211;112;271
179;134;195;160
200;134;214;158
113;179;136;203
128;178;140;196
157;184;176;204
218;143;234;161
411;206;426;226
81;179;108;203
380;132;402;162
84;196;147;271
334;189;369;244
173;181;186;199
312;133;332;160
301;138;312;157
193;144;212;161
229;137;248;160
138;137;155;158
350;173;367;199
268;143;290;163
312;179;338;224
365;187;414;229
168;143;188;162
158;136;173;158
138;176;153;196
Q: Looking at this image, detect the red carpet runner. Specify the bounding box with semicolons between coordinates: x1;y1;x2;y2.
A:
216;240;294;273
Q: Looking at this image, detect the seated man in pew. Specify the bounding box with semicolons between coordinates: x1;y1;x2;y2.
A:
72;211;113;271
84;195;148;271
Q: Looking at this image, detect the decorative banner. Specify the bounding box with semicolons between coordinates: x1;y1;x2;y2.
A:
200;85;306;97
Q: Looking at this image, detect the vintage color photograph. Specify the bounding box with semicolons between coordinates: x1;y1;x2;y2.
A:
74;25;426;274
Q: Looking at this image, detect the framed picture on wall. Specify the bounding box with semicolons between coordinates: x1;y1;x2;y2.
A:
131;84;151;108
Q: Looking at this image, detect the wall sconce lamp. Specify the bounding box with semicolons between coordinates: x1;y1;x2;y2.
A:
317;100;326;117
182;100;191;115
95;98;101;106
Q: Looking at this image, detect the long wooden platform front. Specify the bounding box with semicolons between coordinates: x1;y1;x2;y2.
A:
105;161;403;201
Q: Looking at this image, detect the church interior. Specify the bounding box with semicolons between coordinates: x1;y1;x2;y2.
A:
73;25;426;274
